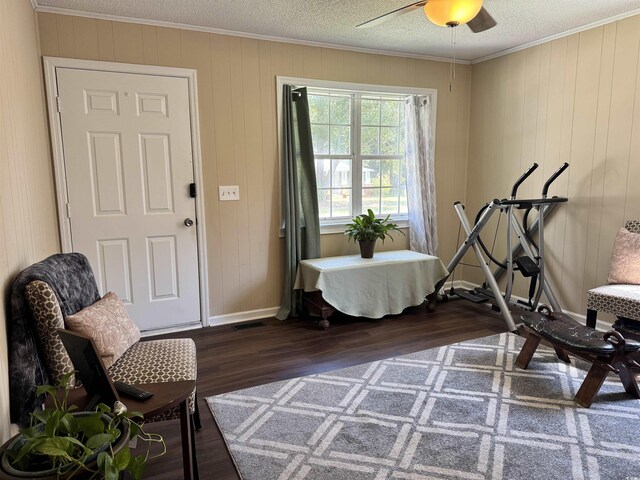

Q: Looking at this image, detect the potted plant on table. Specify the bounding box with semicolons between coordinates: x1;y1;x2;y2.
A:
0;373;164;479
344;209;405;258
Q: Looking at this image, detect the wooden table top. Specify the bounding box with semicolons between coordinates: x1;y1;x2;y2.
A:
51;380;195;420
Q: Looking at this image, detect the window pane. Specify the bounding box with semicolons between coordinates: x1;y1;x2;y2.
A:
381;100;400;126
380;127;398;155
362;159;380;187
397;158;407;187
361;99;380;126
398;158;407;186
315;159;331;188
330;125;350;155
381;187;400;214
332;159;352;188
332;189;351;217
311;124;329;154
309;95;329;124
361;127;379;155
318;189;331;218
399;187;408;214
380;159;396;187
362;188;380;214
330;97;350;125
399;122;406;156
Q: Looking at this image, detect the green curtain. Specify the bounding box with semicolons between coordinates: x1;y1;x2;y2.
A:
276;86;320;320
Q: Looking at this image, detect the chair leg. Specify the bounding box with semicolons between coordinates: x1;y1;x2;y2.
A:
515;333;541;370
575;362;609;408
193;392;202;431
180;399;195;480
586;309;597;329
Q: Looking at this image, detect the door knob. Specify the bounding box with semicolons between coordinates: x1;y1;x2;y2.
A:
184;218;194;227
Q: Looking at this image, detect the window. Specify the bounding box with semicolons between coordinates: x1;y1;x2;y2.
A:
276;77;437;234
308;89;408;224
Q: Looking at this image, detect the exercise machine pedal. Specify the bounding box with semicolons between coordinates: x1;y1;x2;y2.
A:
452;288;487;303
515;256;539;277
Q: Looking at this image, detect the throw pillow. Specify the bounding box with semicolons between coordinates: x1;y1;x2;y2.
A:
64;292;141;369
607;228;640;285
25;281;76;386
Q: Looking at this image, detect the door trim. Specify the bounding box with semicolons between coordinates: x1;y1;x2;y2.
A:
43;57;210;328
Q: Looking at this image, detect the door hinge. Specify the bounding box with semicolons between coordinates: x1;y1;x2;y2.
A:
66;202;71;219
56;96;62;113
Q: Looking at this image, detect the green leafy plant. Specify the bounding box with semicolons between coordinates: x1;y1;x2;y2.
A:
344;209;405;243
1;373;165;479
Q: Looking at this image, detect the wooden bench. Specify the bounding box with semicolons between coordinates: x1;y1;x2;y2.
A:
516;305;640;407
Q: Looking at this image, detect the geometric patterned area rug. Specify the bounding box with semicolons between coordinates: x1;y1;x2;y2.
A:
206;333;640;480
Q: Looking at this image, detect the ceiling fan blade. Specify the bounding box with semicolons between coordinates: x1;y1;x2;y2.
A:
357;1;427;29
466;7;497;33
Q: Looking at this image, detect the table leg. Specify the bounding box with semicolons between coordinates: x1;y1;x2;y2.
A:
426;293;438;312
180;399;196;480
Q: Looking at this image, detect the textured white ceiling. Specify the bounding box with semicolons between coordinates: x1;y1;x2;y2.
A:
34;0;640;62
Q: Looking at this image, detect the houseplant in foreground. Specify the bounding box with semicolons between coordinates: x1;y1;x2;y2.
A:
344;209;405;258
0;373;165;479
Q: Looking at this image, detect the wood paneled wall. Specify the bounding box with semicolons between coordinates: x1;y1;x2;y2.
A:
0;1;61;442
465;15;640;315
36;13;472;318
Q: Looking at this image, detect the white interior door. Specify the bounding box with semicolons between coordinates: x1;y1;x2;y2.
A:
56;68;200;331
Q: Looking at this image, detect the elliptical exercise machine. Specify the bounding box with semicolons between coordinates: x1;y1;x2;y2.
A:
439;162;569;331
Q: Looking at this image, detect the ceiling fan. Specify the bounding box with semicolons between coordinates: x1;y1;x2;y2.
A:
357;0;497;33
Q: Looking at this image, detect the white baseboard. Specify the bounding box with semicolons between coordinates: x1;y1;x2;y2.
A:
208;307;279;327
443;280;614;331
140;322;202;338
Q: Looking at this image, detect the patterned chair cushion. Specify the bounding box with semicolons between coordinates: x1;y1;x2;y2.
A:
25;281;76;387
607;228;640;285
108;338;197;420
586;284;640;320
626;220;640;234
65;292;141;369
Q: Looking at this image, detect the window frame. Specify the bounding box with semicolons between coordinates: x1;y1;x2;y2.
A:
276;77;437;235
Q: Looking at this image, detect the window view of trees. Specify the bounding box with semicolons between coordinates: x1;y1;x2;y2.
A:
309;90;408;222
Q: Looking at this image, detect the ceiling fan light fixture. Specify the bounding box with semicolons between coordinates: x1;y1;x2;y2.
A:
424;0;483;27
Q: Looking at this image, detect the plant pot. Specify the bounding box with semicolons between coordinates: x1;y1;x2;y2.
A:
0;413;130;479
358;240;376;258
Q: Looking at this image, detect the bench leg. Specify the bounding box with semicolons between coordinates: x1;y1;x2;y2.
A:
575;363;609;408
586;309;597;329
554;347;571;364
515;333;541;370
613;358;640;399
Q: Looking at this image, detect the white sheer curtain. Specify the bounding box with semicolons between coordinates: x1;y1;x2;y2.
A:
404;95;438;255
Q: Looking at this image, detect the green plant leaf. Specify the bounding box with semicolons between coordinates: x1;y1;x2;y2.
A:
113;445;131;471
75;414;105;438
36;384;58;398
99;452;119;480
59;413;78;434
86;432;115;450
128;455;147;480
34;437;84;457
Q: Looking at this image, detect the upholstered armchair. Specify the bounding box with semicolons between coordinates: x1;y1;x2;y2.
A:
8;252;200;438
586;221;640;338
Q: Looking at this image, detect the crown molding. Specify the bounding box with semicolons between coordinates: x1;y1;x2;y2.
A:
32;4;471;65
472;8;640;64
29;0;38;10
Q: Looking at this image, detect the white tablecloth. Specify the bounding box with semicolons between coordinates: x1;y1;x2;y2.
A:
294;250;449;319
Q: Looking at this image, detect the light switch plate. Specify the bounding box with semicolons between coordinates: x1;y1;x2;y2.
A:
219;185;240;201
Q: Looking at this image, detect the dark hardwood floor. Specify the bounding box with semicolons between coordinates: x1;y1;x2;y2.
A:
140;299;508;479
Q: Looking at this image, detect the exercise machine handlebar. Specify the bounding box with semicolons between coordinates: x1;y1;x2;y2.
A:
542;162;569;198
510;163;538;199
